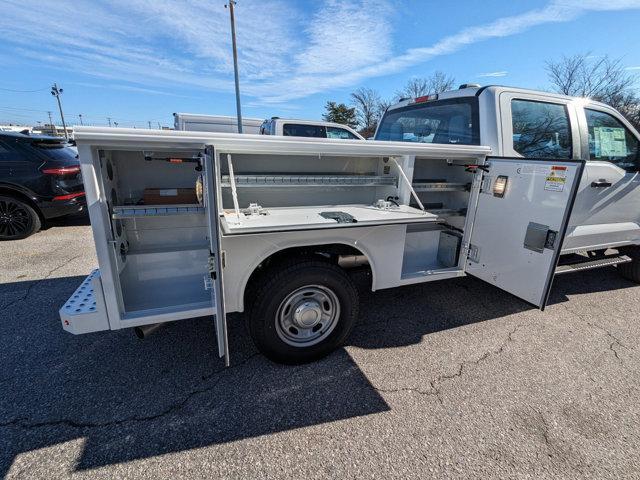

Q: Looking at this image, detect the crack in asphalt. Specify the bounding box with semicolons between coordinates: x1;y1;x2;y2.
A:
0;254;83;311
0;352;260;431
560;303;629;367
373;323;527;404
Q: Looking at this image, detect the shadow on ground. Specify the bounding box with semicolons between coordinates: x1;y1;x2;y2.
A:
0;266;635;474
43;212;91;229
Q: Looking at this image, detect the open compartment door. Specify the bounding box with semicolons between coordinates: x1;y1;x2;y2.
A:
465;157;585;309
203;145;230;366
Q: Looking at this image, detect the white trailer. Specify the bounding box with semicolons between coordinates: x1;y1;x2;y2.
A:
173;113;263;134
61;127;584;365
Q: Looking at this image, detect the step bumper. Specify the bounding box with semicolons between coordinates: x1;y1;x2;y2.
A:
60;269;110;334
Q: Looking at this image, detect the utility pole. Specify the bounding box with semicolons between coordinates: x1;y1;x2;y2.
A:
50;83;68;139
47;111;54;128
78;114;84;126
148;121;152;129
226;1;243;133
107;117;112;127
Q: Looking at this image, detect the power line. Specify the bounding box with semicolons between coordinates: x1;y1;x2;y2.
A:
0;86;50;93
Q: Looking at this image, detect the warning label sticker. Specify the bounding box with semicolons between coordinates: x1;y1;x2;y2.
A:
544;166;567;192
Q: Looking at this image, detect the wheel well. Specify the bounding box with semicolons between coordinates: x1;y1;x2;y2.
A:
243;243;371;310
0;187;43;221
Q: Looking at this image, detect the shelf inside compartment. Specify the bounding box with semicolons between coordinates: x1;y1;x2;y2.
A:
119;248;212;314
412;181;469;192
220;174;397;188
112;204;204;219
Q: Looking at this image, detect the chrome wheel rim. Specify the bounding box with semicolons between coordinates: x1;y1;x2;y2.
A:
0;200;32;238
275;285;340;347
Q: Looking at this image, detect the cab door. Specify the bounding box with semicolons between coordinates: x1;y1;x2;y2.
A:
565;105;640;251
465;157;585;308
203;145;230;366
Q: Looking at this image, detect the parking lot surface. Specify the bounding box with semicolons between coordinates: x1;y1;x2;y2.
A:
1;216;639;479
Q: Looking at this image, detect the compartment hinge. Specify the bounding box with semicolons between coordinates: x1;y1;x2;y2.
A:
467;244;480;263
208;253;218;279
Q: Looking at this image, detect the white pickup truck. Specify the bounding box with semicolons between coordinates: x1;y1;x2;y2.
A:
376;85;640;281
259;117;364;140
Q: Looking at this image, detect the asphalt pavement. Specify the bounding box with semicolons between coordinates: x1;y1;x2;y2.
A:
1;215;639;479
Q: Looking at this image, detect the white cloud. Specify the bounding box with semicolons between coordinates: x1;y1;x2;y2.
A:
1;0;640;106
478;71;508;78
626;66;640;70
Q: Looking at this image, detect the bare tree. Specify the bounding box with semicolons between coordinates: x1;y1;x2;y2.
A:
351;87;383;138
546;53;640;129
395;71;456;100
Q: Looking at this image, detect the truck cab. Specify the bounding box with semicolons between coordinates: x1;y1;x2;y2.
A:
260;117;364;140
375;85;640;274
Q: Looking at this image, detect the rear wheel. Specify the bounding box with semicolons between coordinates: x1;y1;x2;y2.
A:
618;247;640;283
247;259;359;364
0;195;41;240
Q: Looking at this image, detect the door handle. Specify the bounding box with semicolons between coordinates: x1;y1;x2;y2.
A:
591;180;612;188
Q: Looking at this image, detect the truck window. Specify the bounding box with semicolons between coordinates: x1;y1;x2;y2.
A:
511;99;572;159
326;126;359;140
585;109;639;172
375;98;479;145
282;124;326;138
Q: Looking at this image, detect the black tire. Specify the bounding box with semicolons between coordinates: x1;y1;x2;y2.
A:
247;259;359;364
618;250;640;283
0;195;41;240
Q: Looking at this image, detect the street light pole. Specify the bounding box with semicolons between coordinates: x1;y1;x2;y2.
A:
78;114;83;126
50;83;68;139
107;117;112;127
226;1;243;133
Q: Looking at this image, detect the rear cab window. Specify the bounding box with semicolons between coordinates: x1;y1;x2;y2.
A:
585;108;639;172
282;124;326;138
510;99;572;159
375;98;480;145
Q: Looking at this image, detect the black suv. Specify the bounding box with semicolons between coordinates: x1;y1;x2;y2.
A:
0;132;85;240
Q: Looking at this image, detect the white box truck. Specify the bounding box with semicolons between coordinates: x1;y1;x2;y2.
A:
60;127;601;365
173;113;263;134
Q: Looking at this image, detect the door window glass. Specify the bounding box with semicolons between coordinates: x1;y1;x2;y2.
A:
511;99;572;158
585;109;639;171
326;126;359;139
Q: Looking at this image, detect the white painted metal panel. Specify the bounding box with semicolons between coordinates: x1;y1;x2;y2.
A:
465;157;584;308
204;146;230;366
222;204;437;235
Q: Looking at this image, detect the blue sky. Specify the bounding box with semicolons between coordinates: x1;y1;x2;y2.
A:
1;0;640;128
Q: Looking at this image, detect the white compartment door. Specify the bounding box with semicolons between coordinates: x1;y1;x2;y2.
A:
203;146;230;366
466;157;585;309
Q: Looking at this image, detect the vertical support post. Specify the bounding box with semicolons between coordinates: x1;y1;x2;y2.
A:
227;1;243;133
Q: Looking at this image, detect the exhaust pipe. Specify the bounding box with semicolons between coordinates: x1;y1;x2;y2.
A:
338;255;369;268
134;323;164;339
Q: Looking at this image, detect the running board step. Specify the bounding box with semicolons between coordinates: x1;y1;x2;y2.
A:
555;255;632;274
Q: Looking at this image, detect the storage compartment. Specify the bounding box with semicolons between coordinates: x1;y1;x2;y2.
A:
411;157;475;231
98;149;212;318
119;249;210;314
401;225;463;279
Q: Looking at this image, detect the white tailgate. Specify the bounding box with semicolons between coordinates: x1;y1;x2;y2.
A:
465;157;585;308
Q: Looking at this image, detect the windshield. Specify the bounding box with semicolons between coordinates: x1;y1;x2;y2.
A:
375;98;479;145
